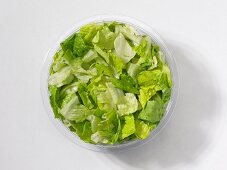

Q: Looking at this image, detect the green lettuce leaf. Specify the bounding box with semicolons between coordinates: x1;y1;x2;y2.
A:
82;49;98;63
78;83;94;109
92;26;115;50
80;23;103;43
127;63;144;81
91;131;113;144
60;81;78;97
121;115;135;139
93;45;109;63
109;53;124;78
70;121;93;143
73;33;89;57
117;24;142;44
95;63;113;77
48;66;74;87
60;94;93;122
60;34;76;53
87;115;101;133
111;74;139;94
114;33;136;63
50;50;66;74
135;119;156;139
49;85;62;118
138;95;164;123
117;93;138;116
139;85;156;108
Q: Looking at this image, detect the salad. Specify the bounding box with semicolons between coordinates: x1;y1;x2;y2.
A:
48;21;172;145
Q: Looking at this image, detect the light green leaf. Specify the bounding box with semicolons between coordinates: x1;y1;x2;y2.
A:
93;44;109;63
139;86;156;108
138;96;164;123
114;33;136;63
48;66;74;87
117;24;142;44
92;26;116;50
135;119;155;139
121;115;135;139
117;93;138;116
80;23;103;43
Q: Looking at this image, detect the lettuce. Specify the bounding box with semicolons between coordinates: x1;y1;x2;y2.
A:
48;21;172;144
138;95;164;123
121;115;135;139
114;33;136;63
48;66;74;87
111;74;139;94
92;26;115;50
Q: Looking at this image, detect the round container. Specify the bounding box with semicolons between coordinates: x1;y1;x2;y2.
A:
40;15;179;152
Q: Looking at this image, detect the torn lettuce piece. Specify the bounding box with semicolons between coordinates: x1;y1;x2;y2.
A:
60;94;92;122
70;121;93;143
135;37;152;67
117;93;138;116
78;83;94;109
70;58;97;83
138;95;164;123
135;119;156;139
109;53;125;78
49;85;62;118
117;24;142;44
114;33;136;63
82;49;98;63
60;81;79;97
91;131;113;144
48;66;74;87
73;33;89;57
92;26;116;50
50;50;66;74
127;62;144;81
121;115;135;139
87;115;101;133
139;85;156;108
93;44;109;63
111;74;139;94
80;23;103;43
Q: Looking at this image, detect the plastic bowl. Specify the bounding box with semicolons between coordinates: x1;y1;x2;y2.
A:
40;15;179;152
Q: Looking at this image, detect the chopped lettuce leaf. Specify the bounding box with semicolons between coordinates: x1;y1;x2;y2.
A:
78;83;94;109
135;119;153;139
87;115;101;133
50;50;66;74
73;33;89;57
93;44;109;63
80;23;103;43
138;96;164;123
111;74;139;94
48;66;74;87
139;85;156;108
117;93;138;116
60;81;78;97
121;115;135;139
109;53;124;78
49;85;62;118
117;24;142;44
91;131;113;144
114;33;136;63
82;49;98;63
92;26;115;50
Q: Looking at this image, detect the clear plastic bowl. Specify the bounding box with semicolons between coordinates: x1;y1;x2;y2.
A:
40;15;179;152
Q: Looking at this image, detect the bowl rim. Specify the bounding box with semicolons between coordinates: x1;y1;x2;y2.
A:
40;15;179;152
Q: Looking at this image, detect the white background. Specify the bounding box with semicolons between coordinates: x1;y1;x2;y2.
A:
0;0;227;169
